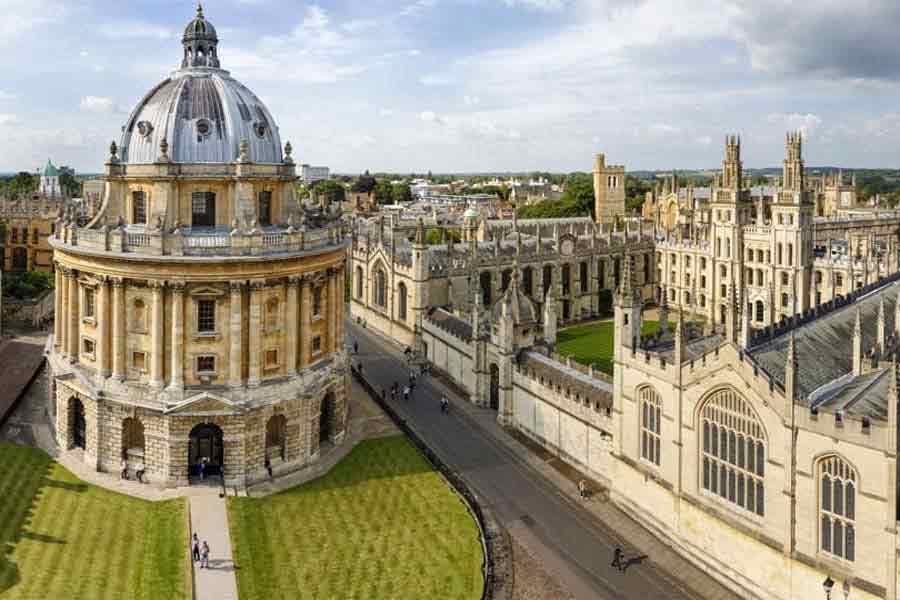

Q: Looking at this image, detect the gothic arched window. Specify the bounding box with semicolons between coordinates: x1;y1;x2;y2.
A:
355;266;363;299
397;282;407;321
701;387;766;516
374;266;387;308
639;386;661;466
819;455;856;561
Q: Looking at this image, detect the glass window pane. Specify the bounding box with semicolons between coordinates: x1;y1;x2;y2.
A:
756;480;764;516
711;461;718;494
737;474;745;508
834;479;843;516
846;482;855;520
704;421;710;453
711;424;718;455
834;520;843;558
703;458;710;490
846;524;855;561
720;465;727;498
822;475;831;512
642;432;647;460
654;437;660;465
728;469;736;502
756;443;765;477
737;434;745;469
729;431;736;464
747;438;755;473
721;430;728;460
747;480;755;513
822;515;831;553
655;406;661;434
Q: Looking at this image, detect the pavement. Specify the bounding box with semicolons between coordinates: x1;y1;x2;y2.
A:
350;322;741;600
189;489;239;600
0;331;47;425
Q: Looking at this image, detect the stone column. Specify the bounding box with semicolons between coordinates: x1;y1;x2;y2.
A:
300;275;312;366
169;282;185;390
248;280;264;387
67;269;79;361
229;282;244;388
285;277;300;376
53;267;63;349
336;266;345;349
59;268;69;356
97;276;110;378
327;268;337;353
112;278;126;380
150;281;165;389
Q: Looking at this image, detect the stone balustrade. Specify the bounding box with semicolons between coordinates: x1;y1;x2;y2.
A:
53;222;345;257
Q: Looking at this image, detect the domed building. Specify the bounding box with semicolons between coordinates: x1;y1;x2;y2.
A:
47;6;349;487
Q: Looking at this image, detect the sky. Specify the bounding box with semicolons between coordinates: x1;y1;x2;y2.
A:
2;0;900;174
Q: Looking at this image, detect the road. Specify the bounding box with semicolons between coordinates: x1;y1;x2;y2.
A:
350;322;707;600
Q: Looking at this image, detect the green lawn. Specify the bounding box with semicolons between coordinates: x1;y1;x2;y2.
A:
557;319;663;375
0;443;189;600
228;435;484;600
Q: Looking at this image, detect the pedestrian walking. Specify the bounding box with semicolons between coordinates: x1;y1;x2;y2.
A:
192;533;200;562
197;458;205;481
353;340;358;354
265;456;273;479
403;386;410;401
578;479;587;499
201;541;210;569
611;547;623;571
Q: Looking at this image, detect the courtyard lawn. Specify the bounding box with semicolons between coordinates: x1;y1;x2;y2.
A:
228;435;485;600
557;319;663;375
0;443;189;600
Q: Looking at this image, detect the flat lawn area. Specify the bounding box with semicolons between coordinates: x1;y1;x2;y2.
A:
228;435;484;600
0;443;189;600
558;319;662;375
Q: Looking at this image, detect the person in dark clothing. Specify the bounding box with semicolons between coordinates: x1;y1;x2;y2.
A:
265;456;273;479
611;547;623;570
192;533;201;562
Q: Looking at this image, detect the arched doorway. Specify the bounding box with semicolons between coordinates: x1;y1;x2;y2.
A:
320;393;335;444
265;415;287;461
489;364;500;410
70;397;86;449
122;417;145;459
189;423;224;478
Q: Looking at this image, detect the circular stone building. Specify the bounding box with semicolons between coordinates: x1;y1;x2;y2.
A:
47;6;349;487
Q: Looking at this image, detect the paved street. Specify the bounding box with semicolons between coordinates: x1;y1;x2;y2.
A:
351;322;739;600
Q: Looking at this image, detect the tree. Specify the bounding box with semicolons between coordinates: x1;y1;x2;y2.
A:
352;173;377;193
59;167;80;197
625;175;652;211
6;172;37;198
374;180;394;205
316;180;346;205
392;183;413;204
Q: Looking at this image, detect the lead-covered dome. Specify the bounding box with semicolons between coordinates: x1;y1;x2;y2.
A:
119;6;282;165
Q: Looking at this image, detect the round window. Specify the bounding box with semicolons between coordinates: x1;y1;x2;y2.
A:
254;122;267;138
196;119;211;137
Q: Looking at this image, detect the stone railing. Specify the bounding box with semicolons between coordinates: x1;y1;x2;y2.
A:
53;223;345;258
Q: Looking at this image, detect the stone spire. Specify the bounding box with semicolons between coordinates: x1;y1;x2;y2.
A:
414;217;426;246
472;284;484;339
853;307;863;376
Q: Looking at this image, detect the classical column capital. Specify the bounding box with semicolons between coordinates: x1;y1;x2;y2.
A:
148;279;166;291
288;275;303;287
169;281;187;294
249;279;267;291
62;266;76;278
229;280;245;293
110;277;126;289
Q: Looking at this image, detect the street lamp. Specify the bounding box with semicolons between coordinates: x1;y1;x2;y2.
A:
823;576;834;600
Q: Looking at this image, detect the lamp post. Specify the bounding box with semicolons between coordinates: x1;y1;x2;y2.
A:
823;576;834;600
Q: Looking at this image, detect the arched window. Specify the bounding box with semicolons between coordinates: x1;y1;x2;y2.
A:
132;299;146;331
355;266;363;299
522;267;534;296
700;388;766;516
543;265;553;293
374;266;387;308
480;271;492;305
122;417;145;457
755;300;764;323
561;264;571;295
639;386;661;466
819;455;856;561
265;298;279;331
501;269;512;292
397;282;407;321
313;287;323;316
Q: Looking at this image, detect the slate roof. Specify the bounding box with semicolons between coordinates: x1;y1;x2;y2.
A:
425;307;472;342
518;351;613;409
750;279;900;416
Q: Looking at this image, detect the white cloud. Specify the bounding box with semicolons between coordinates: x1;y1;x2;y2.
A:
98;20;173;40
0;113;18;126
0;91;15;101
80;96;120;114
379;108;395;117
767;113;823;138
419;74;453;87
420;110;444;124
463;95;480;106
502;0;567;11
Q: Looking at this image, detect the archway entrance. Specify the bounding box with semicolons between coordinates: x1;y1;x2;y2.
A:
489;364;500;410
71;398;86;449
189;423;224;478
320;394;335;444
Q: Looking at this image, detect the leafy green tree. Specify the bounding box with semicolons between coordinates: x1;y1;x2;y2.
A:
392;183;413;204
352;171;377;193
316;180;346;205
59;167;80;197
2;270;54;300
6;172;37;198
374;180;394;205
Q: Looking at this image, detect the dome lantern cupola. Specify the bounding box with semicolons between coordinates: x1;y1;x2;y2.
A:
182;3;220;69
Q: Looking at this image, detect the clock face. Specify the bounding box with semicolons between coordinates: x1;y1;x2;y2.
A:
561;239;574;256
